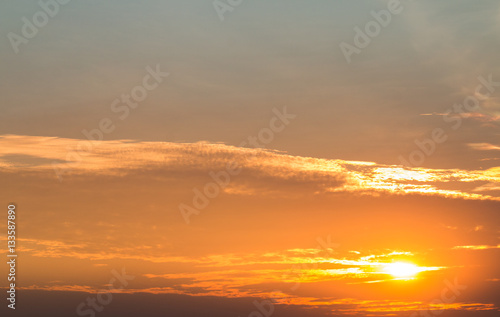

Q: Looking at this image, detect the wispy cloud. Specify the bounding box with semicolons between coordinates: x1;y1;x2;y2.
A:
1;135;499;201
468;143;500;151
452;245;500;250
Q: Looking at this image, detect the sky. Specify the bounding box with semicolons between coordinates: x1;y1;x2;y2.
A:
1;0;500;316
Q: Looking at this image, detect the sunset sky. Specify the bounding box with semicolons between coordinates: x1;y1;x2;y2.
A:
1;1;500;316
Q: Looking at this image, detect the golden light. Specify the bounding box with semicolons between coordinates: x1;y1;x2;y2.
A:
383;262;421;279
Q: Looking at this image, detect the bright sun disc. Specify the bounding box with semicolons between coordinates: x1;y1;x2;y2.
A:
383;262;420;278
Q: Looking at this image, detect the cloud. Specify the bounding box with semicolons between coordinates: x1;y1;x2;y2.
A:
1;134;499;201
10;244;445;301
452;245;500;250
421;112;500;124
473;182;500;192
468;143;500;151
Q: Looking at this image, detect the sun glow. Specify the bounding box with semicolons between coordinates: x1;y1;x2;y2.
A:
383;262;421;279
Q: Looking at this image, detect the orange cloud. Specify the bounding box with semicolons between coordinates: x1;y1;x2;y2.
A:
468;143;500;151
1;134;499;202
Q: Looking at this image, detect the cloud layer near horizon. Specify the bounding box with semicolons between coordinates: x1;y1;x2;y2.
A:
1;134;500;316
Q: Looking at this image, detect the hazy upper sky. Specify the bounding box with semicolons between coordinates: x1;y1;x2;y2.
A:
1;0;499;169
1;1;500;317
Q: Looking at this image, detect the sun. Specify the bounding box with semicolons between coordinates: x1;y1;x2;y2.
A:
383;262;421;279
